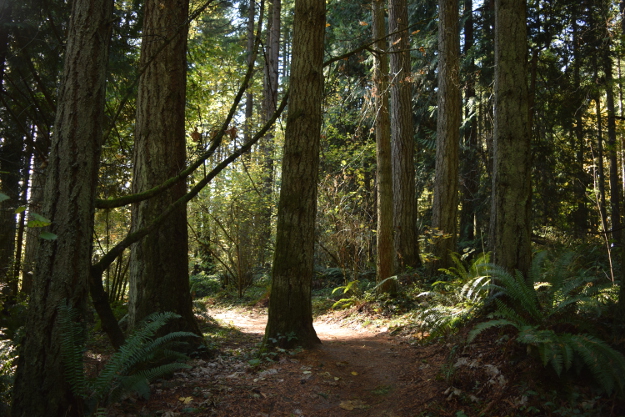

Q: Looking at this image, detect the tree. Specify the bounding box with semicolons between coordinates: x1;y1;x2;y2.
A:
459;0;480;243
11;0;114;414
489;0;532;276
264;0;325;349
257;0;281;267
372;0;396;292
128;0;201;336
431;0;460;270
390;0;421;272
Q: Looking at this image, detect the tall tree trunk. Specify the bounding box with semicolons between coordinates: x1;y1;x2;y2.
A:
0;1;11;85
21;160;44;295
459;0;479;244
489;0;531;277
257;0;281;266
571;6;589;238
432;0;460;270
0;128;21;293
604;45;621;243
264;0;325;349
390;0;421;272
238;0;256;293
373;0;395;293
11;0;113;414
595;96;608;230
128;0;201;337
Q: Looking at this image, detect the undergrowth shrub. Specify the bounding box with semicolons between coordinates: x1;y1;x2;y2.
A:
468;252;624;395
59;305;199;415
416;252;491;337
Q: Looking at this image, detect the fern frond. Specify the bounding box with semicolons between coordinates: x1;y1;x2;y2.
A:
460;275;490;303
58;301;90;397
528;251;549;284
467;319;519;343
567;333;625;394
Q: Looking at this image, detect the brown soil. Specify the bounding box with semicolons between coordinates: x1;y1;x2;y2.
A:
108;306;625;417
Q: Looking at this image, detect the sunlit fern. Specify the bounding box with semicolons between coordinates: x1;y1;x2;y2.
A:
59;304;199;415
417;252;491;337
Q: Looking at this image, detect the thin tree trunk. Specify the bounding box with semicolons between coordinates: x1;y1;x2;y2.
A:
459;0;479;243
604;49;621;242
258;0;280;266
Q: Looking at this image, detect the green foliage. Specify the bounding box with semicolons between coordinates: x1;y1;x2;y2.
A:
59;305;199;415
468;252;624;395
416;252;491;338
189;272;222;298
330;279;383;309
0;336;18;411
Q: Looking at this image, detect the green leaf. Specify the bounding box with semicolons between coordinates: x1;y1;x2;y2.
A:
40;231;58;240
28;213;52;227
0;193;9;203
14;206;26;214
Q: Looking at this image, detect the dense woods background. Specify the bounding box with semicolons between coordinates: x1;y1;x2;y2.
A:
3;0;625;414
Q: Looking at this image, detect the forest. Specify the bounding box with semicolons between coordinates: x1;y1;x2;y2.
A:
2;0;625;414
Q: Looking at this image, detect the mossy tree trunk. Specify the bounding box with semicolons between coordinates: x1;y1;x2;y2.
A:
264;0;325;349
489;0;532;277
11;0;113;414
128;0;201;337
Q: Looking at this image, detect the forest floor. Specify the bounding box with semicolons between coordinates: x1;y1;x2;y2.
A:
107;303;625;417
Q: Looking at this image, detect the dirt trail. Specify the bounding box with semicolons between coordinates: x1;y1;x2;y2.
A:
109;307;449;416
195;308;447;416
109;306;625;416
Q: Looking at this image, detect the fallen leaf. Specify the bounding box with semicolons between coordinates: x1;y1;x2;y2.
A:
351;371;358;376
339;400;368;410
178;396;193;404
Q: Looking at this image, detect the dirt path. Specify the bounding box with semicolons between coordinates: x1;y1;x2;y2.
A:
109;307;449;417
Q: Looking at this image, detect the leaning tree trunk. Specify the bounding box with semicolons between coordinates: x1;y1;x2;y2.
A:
389;0;421;272
489;0;532;277
11;0;113;414
128;0;201;337
431;0;460;271
264;0;325;349
372;0;395;293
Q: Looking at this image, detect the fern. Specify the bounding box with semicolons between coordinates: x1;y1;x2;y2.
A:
468;252;625;394
58;301;89;398
418;252;491;337
59;307;200;415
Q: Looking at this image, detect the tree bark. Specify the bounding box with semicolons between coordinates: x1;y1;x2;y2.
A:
258;0;281;266
603;41;621;243
264;0;325;349
489;0;532;277
431;0;460;270
128;0;201;337
459;0;479;243
389;0;421;271
11;0;113;414
373;0;395;293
